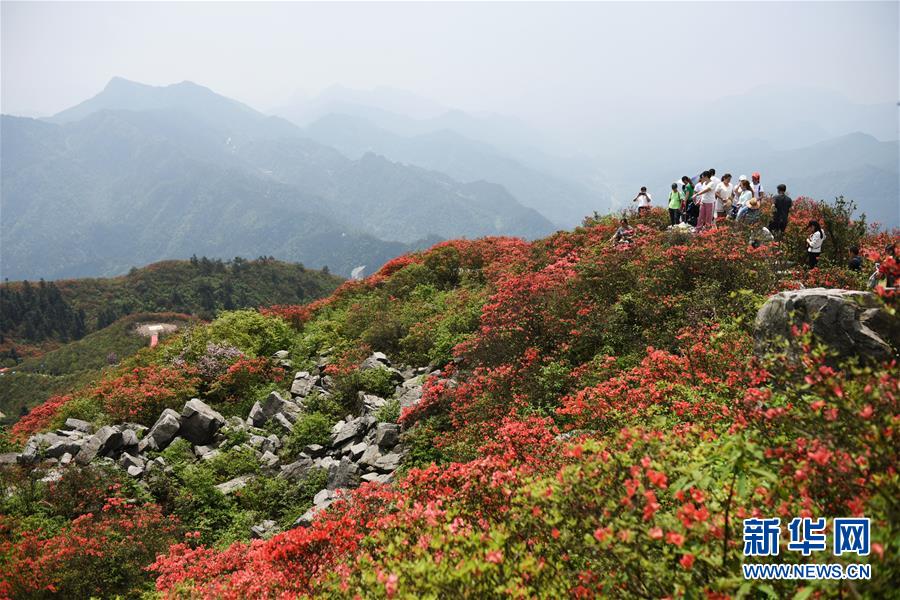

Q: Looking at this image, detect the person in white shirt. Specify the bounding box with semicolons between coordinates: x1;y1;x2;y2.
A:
715;173;734;220
806;220;825;268
730;175;749;217
632;186;652;216
694;171;716;229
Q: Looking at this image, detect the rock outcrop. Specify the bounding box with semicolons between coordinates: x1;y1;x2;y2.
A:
754;288;899;361
11;351;441;538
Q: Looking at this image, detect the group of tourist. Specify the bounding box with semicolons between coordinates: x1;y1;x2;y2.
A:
622;169;894;276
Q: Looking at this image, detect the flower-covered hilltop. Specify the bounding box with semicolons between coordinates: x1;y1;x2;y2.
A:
1;198;897;599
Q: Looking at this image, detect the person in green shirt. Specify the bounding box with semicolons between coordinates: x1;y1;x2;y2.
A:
680;176;696;226
667;182;683;226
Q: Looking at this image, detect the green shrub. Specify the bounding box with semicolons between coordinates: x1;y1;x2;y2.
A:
284;412;335;458
375;398;401;423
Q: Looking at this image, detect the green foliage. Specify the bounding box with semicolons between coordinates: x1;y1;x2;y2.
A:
284;412;336;458
171;310;295;362
375;398;401;423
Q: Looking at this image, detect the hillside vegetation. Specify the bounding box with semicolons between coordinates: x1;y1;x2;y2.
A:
0;256;342;356
0;199;897;598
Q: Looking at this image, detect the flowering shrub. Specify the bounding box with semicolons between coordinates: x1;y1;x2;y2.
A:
9;196;899;598
0;496;179;599
89;366;200;424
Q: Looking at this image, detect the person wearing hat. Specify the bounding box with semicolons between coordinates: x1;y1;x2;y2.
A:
667;182;683;226
751;172;765;199
731;175;749;218
735;180;759;223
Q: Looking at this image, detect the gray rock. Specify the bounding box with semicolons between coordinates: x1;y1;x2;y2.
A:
358;444;382;469
251;519;279;539
75;426;123;465
362;472;394;484
261;450;279;467
59;453;73;465
200;450;221;462
272;412;294;433
313;488;335;506
755;288;899;362
0;452;19;465
194;445;216;458
140;408;182;452
327;457;360;490
64;418;94;434
120;429;139;448
121;453;145;469
46;436;84;459
375;423;400;449
290;372;317;397
303;443;326;457
180;399;225;445
215;474;254;495
332;417;366;446
349;442;368;460
273;350;290;360
280;456;315;481
373;452;402;473
265;434;282;453
360;393;387;415
127;465;144;478
249;391;294;427
315;456;339;471
398;385;423;409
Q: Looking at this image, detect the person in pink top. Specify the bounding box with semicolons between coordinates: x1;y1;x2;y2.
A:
694;171;716;229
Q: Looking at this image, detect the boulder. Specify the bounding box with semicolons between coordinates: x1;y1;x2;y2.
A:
348;442;368;460
290;372;317;398
75;426;123;465
120;429;139;448
140;408;182;452
215;475;254;495
358;444;382;469
180;399;225;445
359;393;387;415
398;385;423;409
332;417;367;446
64;418;94;434
127;465;144;478
755;289;899;362
280;456;315;481
303;443;326;457
375;423;400;449
327;457;361;490
261;450;280;468
373;452;403;473
249;391;295;427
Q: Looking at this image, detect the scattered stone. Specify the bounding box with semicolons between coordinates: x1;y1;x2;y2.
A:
373;452;402;473
64;418;94;434
140;408;182;452
180;399;225;445
215;474;254;495
349;442;368;460
261;450;279;467
327;457;361;490
375;423;400;449
280;456;314;481
194;445;216;458
127;465;144;478
251;519;279;539
120;429;139;448
303;443;326;457
75;426;123;465
272;412;294;434
290;372;317;397
120;453;144;470
273;350;290;360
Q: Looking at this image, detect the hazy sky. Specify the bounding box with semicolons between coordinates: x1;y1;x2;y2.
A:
3;1;898;129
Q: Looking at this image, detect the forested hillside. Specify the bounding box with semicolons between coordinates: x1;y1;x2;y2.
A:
1;256;341;356
1;199;897;598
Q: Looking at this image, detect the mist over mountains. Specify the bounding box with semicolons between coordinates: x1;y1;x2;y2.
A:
2;77;897;282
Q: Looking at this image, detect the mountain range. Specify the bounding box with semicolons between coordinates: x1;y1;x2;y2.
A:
2;78;897;284
2;78;555;281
